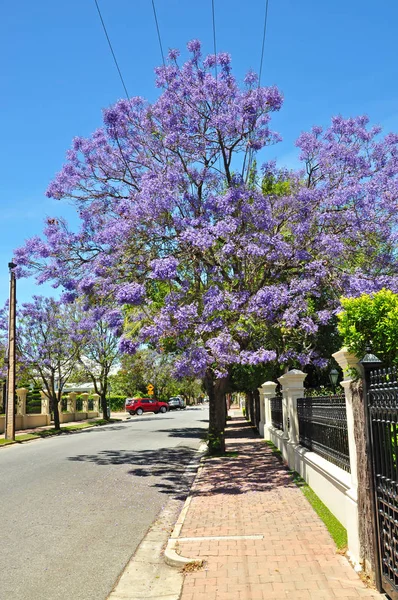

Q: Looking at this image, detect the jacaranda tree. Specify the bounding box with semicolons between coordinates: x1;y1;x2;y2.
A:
15;41;398;451
75;304;121;419
11;297;84;430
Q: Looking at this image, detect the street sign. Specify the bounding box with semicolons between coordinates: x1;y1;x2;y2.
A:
147;383;154;396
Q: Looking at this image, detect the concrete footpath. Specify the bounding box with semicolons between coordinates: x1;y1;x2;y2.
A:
171;412;384;600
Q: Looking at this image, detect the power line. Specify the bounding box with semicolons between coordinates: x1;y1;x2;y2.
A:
94;0;130;98
258;0;270;86
211;0;223;176
243;0;270;180
211;0;217;78
151;0;166;68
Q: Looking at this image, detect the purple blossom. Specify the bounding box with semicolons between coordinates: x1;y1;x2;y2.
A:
205;333;240;366
116;283;146;305
104;309;124;330
60;291;78;304
13;44;398;382
149;257;179;280
168;48;180;61
118;336;139;355
244;70;258;86
240;349;277;365
173;346;209;378
187;39;201;56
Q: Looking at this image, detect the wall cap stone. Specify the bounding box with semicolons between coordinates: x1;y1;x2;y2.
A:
259;381;277;394
332;347;360;379
278;369;307;388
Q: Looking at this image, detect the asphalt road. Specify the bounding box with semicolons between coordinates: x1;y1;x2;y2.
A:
0;406;208;600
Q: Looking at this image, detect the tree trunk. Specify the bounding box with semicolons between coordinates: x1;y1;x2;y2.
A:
100;392;109;420
351;380;378;579
1;380;6;413
52;395;61;430
204;369;228;454
247;391;255;426
254;388;260;431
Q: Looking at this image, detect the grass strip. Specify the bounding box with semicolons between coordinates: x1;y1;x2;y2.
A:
0;438;16;446
36;419;118;437
264;440;348;550
15;434;40;442
291;472;347;549
62;423;93;431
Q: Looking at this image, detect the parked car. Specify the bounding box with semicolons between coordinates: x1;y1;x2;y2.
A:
125;397;169;416
168;397;186;410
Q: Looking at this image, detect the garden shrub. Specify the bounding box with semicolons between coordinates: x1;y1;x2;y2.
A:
338;289;398;365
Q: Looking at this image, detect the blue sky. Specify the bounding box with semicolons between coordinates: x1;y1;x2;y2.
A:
1;0;398;304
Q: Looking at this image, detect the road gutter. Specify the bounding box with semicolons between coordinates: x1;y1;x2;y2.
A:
108;441;207;599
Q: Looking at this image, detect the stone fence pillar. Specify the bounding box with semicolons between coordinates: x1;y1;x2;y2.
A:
332;347;361;569
40;391;50;415
81;393;89;413
40;391;51;425
67;392;77;413
16;388;28;416
277;369;307;444
258;381;277;438
92;394;100;413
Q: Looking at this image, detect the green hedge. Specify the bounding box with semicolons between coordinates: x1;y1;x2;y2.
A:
109;395;127;411
25;390;128;413
26;386;42;414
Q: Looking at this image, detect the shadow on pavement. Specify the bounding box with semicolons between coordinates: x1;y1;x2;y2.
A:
186;418;296;497
65;418;174;436
67;446;199;499
189;441;295;496
67;419;294;498
153;427;206;439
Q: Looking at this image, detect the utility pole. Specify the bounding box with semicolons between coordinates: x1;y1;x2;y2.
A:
5;261;16;440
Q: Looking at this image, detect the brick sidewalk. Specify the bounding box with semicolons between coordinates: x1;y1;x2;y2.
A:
177;415;384;600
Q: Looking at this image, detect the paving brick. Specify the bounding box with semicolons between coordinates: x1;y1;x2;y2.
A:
178;415;384;600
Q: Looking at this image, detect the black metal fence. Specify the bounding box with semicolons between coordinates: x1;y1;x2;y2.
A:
367;366;398;597
270;396;283;431
297;395;350;472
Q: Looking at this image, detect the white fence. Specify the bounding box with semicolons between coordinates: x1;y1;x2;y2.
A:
259;348;361;570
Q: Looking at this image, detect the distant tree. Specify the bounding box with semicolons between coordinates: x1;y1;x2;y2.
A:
76;307;121;419
108;353;147;397
8;297;84;430
108;348;202;402
176;377;203;405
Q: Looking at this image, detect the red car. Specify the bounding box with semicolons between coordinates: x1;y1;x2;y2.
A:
125;397;169;416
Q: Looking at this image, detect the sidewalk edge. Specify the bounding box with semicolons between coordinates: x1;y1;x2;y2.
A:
164;442;207;568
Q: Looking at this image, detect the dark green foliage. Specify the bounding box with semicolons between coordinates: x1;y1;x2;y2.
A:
205;430;225;455
26;385;41;414
75;396;83;411
230;362;281;393
108;395;127;411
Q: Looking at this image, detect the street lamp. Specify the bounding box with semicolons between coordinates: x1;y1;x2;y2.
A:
5;261;17;440
329;368;339;395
